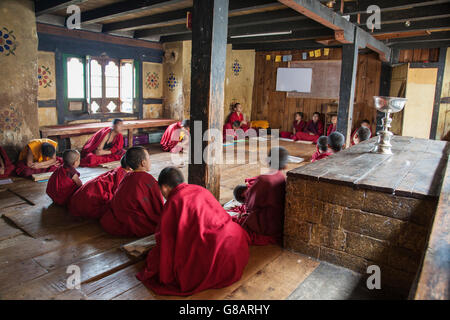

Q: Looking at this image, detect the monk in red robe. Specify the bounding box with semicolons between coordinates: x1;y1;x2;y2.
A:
280;112;306;139
352;126;371;145
137;167;249;296
227;102;249;132
46;150;82;206
69;156;131;219
160;120;190;153
232;147;289;246
223;121;241;142
351;120;372;145
294;112;324;143
328;132;345;154
327;115;337;136
100;146;164;237
311;136;332;163
0;147;15;179
15;139;62;178
80;119;125;167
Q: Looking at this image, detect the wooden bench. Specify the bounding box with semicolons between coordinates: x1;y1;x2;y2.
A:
40;119;178;148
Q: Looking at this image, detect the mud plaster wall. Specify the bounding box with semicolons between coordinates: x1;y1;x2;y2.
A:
163;41;255;123
0;0;39;156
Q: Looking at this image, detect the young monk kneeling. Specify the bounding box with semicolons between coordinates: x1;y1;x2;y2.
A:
46;150;82;206
328;131;345;153
137;167;249;296
233;147;289;246
69;156;131;219
15;139;62;178
100;146;164;237
311;136;332;162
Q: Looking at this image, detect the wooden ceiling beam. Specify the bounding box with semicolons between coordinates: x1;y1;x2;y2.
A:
35;0;88;16
344;0;450;15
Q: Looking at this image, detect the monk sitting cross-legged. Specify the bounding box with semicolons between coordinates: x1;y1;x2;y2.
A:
137;167;250;296
311;136;332;163
294;112;324;143
15;138;62;178
232;147;289;246
69;155;131;219
327;115;338;136
46;150;82;206
0;146;15;179
100;146;164;237
80;118;125;167
160;119;190;153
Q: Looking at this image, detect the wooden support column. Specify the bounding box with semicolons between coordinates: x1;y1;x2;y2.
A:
377;62;392;134
337;28;359;146
188;0;229;199
429;47;447;140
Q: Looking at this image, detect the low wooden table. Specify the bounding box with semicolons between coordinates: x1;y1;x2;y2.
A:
40;119;177;147
284;136;449;296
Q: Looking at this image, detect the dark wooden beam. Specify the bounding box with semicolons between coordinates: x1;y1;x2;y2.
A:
389;40;450;49
430;47;447;140
232;39;339;51
369;18;450;34
229;28;333;44
80;0;184;24
384;31;450;45
188;0;229;199
344;0;450;15
35;0;87;16
134;24;189;39
377;62;392;133
337;28;360;146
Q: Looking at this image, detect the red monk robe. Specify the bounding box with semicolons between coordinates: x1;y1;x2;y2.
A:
137;183;249;296
228;112;249;132
68;166;127;219
80;127;125;167
280;120;307;139
311;150;333;163
0;147;15;179
46;165;80;206
327;123;337;136
294;120;324;143
160;122;182;152
351;127;373;145
238;171;286;245
223;123;237;142
100;171;164;237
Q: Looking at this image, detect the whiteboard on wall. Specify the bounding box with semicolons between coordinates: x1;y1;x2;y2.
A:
276;68;312;93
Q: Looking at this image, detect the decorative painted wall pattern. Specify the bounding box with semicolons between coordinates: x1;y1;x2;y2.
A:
232;59;242;76
167;72;178;91
0;27;16;56
37;51;56;101
142;61;163;99
0;106;22;133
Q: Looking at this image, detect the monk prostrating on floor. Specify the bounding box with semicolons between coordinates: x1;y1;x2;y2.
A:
137;167;249;296
80;119;125;167
46;150;82;206
69;155;131;219
0;146;15;179
233;147;289;246
311;136;332;163
294;112;324;143
15;138;62;178
100;146;164;237
160;120;190;153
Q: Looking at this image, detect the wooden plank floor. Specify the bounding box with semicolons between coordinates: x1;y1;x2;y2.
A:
0;141;398;300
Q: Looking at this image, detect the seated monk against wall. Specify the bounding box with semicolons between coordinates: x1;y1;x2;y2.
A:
46;150;82;206
232;147;289;246
80;119;125;167
100;146;164;237
311;136;332;163
69;156;131;219
160;120;190;153
327;115;337;136
328;131;345;154
353;126;371;145
227;102;249;132
351;119;372;146
280;112;306;139
0;146;15;179
294;112;324;143
137;167;249;296
15;138;62;178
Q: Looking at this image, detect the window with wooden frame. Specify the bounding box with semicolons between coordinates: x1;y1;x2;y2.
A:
65;54;137;114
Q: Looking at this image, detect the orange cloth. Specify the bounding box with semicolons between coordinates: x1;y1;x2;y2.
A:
18;139;58;163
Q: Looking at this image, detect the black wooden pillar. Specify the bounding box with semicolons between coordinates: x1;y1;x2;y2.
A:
188;0;229;199
377;62;392;134
337;27;359;146
429;47;447;140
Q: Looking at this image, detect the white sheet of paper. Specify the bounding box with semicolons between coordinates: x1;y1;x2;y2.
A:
0;179;13;185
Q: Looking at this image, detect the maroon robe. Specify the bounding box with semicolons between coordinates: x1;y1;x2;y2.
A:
238;171;286;245
294;120;324;143
351;127;373;145
137;183;249;296
0;147;15;179
68;166;127;219
228;112;249;131
311;150;332;162
160;122;182;152
280;120;307;139
80;127;125;167
100;171;164;237
223;123;237;142
15;157;63;178
327;124;337;136
46;165;80;206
